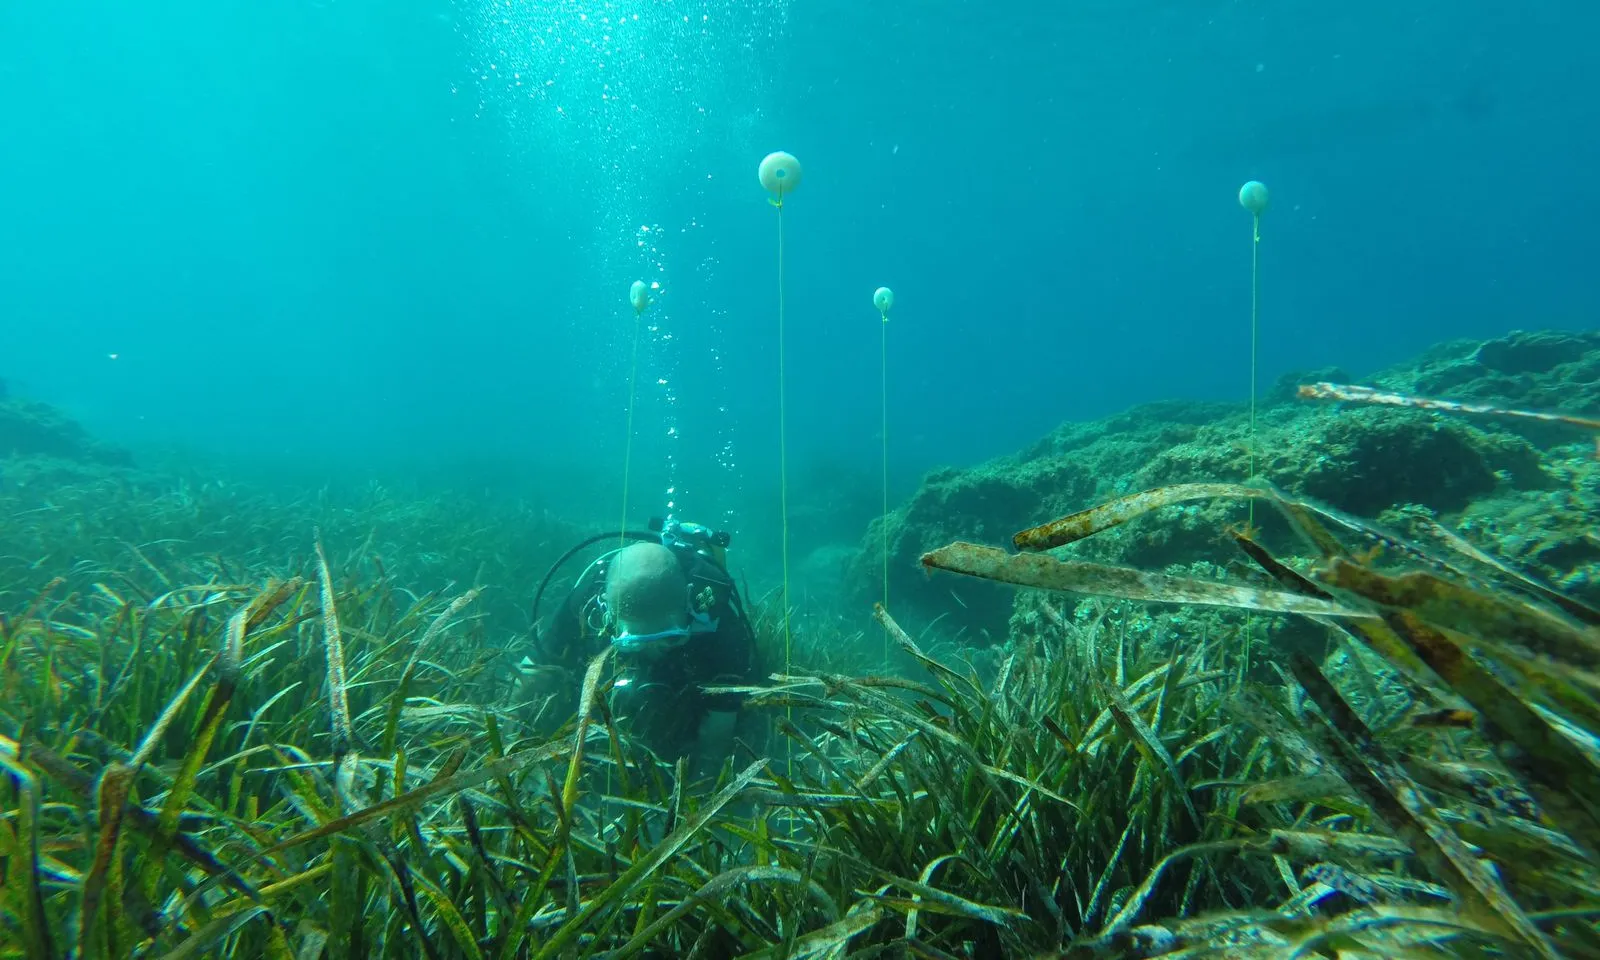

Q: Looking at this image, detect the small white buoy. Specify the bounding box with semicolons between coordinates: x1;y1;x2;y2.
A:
758;151;803;196
1238;180;1270;216
873;286;894;317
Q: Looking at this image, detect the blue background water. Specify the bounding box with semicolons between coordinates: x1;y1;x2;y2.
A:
2;0;1595;564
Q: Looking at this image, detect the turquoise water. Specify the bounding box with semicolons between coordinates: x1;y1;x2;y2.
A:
2;0;1595;552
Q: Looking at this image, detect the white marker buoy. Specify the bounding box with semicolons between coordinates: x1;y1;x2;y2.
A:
758;151;803;197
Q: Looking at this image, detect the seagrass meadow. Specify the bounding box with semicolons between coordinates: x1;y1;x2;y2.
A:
5;393;1600;958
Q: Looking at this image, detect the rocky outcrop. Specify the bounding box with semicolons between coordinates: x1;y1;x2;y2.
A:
0;397;133;468
855;329;1600;638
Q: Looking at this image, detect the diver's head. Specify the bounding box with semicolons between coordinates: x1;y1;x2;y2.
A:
604;542;691;654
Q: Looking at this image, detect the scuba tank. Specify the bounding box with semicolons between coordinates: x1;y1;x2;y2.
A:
653;517;735;622
655;516;731;568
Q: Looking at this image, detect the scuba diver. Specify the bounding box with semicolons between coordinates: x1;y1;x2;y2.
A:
517;517;764;774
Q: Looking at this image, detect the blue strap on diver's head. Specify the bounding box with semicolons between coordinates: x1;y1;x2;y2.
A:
610;608;719;654
611;626;689;654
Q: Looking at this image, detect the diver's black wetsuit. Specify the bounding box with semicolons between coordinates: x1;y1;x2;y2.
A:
536;547;762;760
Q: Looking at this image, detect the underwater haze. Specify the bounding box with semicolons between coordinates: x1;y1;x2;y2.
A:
2;0;1596;545
8;5;1600;953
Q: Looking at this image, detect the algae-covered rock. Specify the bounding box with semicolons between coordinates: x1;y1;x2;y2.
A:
1137;406;1547;518
1452;443;1600;600
1375;329;1600;446
0;454;139;490
0;397;133;467
855;327;1599;639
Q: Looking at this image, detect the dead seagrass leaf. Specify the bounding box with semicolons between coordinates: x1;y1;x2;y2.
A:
1419;519;1600;626
1298;381;1600;432
1013;482;1269;552
921;542;1377;619
1320;556;1600;674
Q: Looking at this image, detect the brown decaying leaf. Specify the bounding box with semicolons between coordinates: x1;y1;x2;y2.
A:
1297;380;1600;431
922;541;1376;619
1012;482;1270;552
